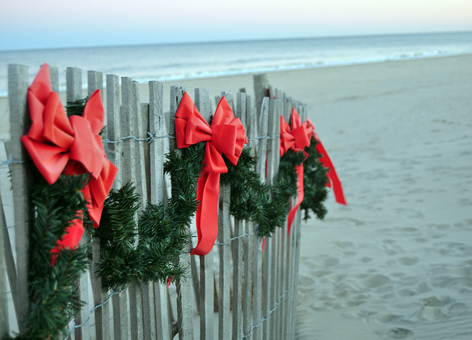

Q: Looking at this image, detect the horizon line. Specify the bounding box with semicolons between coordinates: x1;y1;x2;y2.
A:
1;29;471;53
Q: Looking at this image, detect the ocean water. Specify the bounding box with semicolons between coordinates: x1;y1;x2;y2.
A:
1;31;471;97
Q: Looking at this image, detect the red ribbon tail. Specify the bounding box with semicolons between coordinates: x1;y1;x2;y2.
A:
328;168;347;205
316;142;347;205
190;172;220;256
287;164;304;234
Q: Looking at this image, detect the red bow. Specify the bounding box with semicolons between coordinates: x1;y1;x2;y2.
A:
280;109;311;233
305;118;346;205
175;93;247;256
21;64;118;259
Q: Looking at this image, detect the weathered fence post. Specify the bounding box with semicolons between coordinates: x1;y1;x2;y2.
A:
88;70;110;340
253;97;270;340
0;191;9;337
170;86;194;340
106;73;129;340
119;77;144;340
7;64;30;335
253;74;268;120
242;95;257;340
232;91;247;340
148;80;169;340
67;66;92;340
194;87;215;340
217;91;234;340
262;97;280;340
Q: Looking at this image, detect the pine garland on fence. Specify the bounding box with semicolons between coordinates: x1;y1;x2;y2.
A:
301;137;329;221
94;142;204;291
18;174;90;340
17;94;331;339
221;146;306;237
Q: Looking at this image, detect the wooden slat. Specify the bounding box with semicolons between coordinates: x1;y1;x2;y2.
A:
274;94;284;340
106;74;128;340
121;77;136;185
67;67;82;103
87;70;110;340
0;190;9;337
278;98;288;340
279;230;288;340
231;91;247;340
7;64;30;334
291;104;307;339
170;86;194;340
139;102;154;340
2;144;19;326
271;99;282;339
66;67;91;340
285;101;295;339
253;74;268;121
105;74;121;183
195;88;214;340
88;71;103;96
149;80;170;340
281;93;291;339
252;97;270;340
285;218;293;340
218;91;233;340
113;84;134;340
262;97;279;340
132;81;147;208
218;182;231;340
128;283;143;340
131;86;148;340
242;95;257;340
122;78;144;340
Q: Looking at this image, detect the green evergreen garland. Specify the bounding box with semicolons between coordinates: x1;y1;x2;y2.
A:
221;146;306;237
17;174;90;340
300;137;329;221
17;93;331;339
94;143;204;291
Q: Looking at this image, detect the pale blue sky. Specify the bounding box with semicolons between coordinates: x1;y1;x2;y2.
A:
1;0;471;50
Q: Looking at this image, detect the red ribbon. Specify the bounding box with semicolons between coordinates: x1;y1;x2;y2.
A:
175;93;247;256
21;64;118;260
305;118;347;205
280;109;311;233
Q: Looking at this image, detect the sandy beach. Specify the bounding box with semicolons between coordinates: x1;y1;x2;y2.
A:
1;54;472;339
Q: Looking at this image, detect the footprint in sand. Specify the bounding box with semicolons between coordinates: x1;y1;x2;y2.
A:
397;256;420;266
377;314;403;323
397;288;417;296
435;242;472;256
421;296;454;307
359;256;373;263
380;327;414;339
315;255;340;267
362;274;392;288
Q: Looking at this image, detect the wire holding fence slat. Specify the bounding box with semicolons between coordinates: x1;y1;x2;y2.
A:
63;288;128;340
241;281;296;339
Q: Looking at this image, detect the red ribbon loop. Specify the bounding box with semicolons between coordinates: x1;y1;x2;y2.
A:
175;93;247;256
280;109;310;233
21;64;118;258
306;118;347;205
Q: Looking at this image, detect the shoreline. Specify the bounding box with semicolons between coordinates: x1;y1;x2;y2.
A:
1;52;472;99
1;53;472;140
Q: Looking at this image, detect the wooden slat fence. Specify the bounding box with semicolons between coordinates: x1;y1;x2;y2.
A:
0;66;305;340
